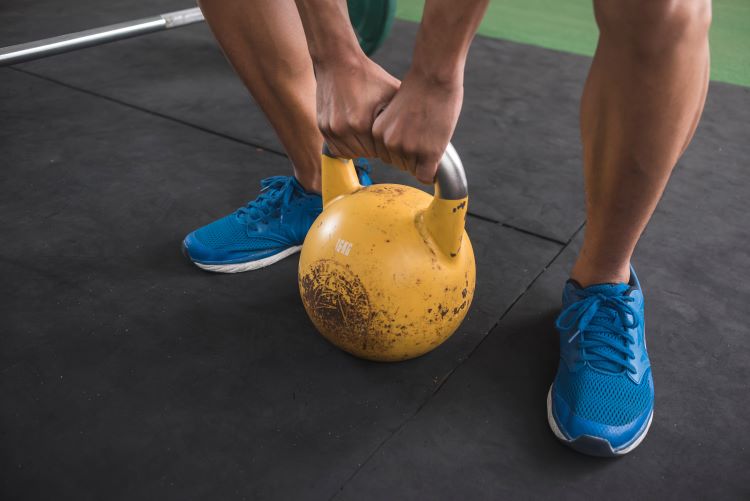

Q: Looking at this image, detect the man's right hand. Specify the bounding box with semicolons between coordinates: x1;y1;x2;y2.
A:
315;54;400;159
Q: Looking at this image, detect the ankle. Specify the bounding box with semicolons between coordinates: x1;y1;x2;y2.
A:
570;258;631;287
295;172;321;194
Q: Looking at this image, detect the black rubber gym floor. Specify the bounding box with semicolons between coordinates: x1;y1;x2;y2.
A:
2;3;749;500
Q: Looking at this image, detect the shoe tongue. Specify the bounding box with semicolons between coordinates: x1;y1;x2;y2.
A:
575;281;631;373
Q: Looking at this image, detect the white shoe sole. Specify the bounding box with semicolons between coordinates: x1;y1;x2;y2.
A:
192;245;302;274
546;384;653;457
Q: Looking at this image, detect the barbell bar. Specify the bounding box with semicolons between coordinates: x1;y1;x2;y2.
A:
0;1;395;67
0;8;205;66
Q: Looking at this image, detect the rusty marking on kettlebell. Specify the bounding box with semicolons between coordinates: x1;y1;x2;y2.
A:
300;259;384;352
368;185;406;197
452;301;467;316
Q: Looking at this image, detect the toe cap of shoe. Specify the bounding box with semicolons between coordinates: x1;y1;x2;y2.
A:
551;386;652;451
183;230;246;264
182;229;285;265
182;231;215;263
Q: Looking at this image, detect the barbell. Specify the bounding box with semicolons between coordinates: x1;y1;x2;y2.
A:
0;0;395;66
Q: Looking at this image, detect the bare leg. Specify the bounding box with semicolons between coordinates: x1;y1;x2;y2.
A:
198;0;323;192
571;0;711;286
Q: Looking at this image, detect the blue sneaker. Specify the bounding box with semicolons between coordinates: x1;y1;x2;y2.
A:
183;163;372;273
547;266;654;457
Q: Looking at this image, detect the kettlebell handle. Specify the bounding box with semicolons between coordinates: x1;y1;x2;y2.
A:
321;142;468;201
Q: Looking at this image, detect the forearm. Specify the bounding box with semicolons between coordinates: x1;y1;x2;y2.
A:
293;0;364;68
410;0;489;85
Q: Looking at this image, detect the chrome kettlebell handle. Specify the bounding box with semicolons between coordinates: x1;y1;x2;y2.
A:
322;142;468;201
435;143;468;200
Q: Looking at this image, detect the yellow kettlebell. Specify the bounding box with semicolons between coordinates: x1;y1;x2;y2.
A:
298;143;476;362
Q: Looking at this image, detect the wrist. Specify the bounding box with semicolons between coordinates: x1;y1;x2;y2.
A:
407;58;464;91
312;41;366;72
406;0;487;91
297;0;365;70
409;36;466;90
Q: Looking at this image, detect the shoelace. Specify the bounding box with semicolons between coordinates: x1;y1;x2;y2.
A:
235;176;297;225
354;158;372;176
235;162;369;227
555;291;639;373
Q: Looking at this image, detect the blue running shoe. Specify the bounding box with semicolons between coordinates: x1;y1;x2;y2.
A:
547;266;654;457
183;165;373;273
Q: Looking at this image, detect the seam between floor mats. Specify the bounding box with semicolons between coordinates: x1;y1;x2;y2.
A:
330;220;586;500
9;66;288;159
467;211;568;246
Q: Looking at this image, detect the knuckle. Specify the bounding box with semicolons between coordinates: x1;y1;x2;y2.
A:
328;122;345;137
401;143;419;157
384;136;401;152
352;119;370;134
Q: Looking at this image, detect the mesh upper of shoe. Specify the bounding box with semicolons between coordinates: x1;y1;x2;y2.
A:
193;215;285;250
555;363;652;426
554;278;653;428
191;176;320;251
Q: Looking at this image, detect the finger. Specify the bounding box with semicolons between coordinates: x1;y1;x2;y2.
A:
332;137;358;159
319;120;347;158
325;136;349;159
373;138;393;166
352;134;376;159
415;155;441;185
385;139;409;171
401;148;418;178
352;113;378;158
372;118;393;165
336;136;361;160
383;135;409;172
326;118;360;159
389;149;410;172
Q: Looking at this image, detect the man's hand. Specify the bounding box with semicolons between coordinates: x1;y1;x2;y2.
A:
315;55;400;159
370;0;487;183
372;71;463;184
294;0;488;179
293;0;399;159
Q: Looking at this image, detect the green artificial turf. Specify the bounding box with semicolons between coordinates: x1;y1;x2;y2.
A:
395;0;750;87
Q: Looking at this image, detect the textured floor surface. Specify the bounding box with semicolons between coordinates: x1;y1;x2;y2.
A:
2;6;749;501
